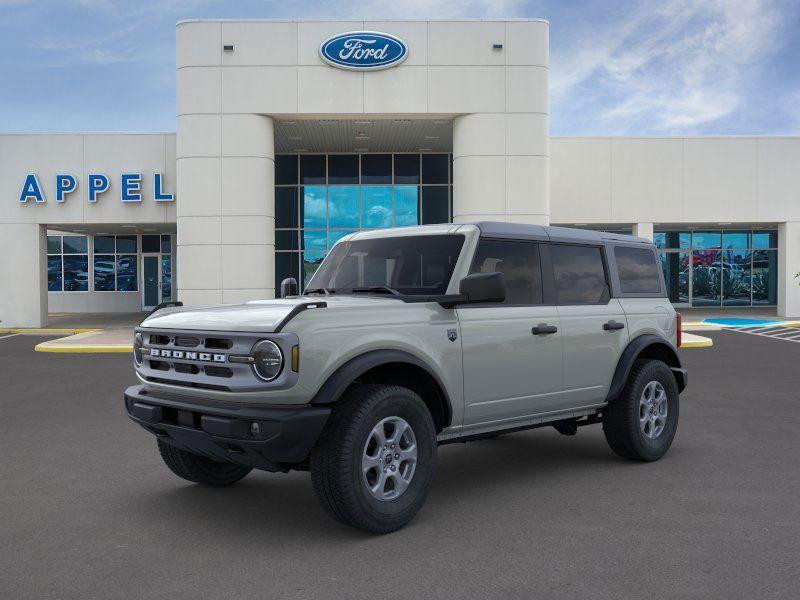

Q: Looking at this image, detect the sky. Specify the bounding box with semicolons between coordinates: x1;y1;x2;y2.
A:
0;0;798;135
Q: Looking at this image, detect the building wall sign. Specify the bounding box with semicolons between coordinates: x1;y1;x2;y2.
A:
18;173;174;204
319;31;408;71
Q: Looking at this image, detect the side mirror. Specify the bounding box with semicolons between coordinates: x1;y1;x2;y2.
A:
280;277;299;298
458;272;505;304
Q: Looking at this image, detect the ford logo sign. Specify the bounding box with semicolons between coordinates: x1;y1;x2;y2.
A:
319;31;408;71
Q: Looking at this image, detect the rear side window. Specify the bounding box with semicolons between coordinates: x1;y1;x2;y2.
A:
470;240;542;305
614;246;662;294
550;244;608;304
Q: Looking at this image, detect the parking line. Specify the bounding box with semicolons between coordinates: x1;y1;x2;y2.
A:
0;333;21;341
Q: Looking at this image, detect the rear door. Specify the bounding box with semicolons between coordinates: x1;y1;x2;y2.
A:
547;243;629;408
458;239;563;427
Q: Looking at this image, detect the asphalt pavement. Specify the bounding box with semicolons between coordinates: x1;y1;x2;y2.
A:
1;332;798;599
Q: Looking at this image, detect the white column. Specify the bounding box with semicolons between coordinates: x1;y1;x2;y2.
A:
778;222;800;318
0;224;47;327
177;114;275;306
452;113;549;225
632;222;654;241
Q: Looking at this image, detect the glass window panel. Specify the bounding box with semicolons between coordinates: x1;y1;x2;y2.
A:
116;235;137;254
303;230;327;251
394;185;419;226
654;231;691;249
62;235;88;254
691;250;721;306
722;249;751;306
362;186;392;228
275;187;298;228
550;245;608;304
614;247;662;294
116;255;137;291
47;256;62;291
421;186;449;224
421;154;448;184
161;255;172;300
328;229;358;248
470;240;542;305
302;186;326;229
275;229;299;251
141;234;160;253
328;155;359;184
161;235;172;254
752;230;777;249
328;186;360;228
275;154;298;185
361;154;392;184
692;231;721;249
93;255;116;291
394;154;420;184
275;252;300;291
752;249;777;305
302;251;327;288
722;230;750;249
47;235;62;254
300;155;326;184
94;235;115;253
660;251;689;303
63;255;89;291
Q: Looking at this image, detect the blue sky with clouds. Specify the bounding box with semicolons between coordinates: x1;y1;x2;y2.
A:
1;0;798;135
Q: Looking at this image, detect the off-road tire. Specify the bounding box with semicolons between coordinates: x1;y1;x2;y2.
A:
603;359;680;461
311;384;437;534
157;439;252;486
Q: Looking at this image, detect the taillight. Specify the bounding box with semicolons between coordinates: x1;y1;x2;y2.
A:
676;312;682;348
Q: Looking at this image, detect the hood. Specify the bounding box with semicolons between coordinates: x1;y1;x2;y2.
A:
140;295;401;333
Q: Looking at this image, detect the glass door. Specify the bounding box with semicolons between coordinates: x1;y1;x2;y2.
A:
142;255;161;309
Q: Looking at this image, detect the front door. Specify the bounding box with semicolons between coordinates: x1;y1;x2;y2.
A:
458;239;563;428
142;255;160;309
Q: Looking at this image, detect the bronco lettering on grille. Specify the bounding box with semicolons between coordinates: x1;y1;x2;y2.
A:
148;348;226;363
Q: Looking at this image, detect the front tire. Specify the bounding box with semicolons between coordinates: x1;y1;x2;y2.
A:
157;439;252;486
311;384;437;534
603;359;680;461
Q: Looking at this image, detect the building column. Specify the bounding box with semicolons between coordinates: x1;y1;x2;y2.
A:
778;222;800;318
452;113;549;225
177;114;275;306
0;224;47;327
632;222;654;241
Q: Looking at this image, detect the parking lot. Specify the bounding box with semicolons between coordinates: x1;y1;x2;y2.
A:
1;331;798;600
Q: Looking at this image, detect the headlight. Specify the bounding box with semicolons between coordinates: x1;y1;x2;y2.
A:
133;333;144;366
251;340;283;381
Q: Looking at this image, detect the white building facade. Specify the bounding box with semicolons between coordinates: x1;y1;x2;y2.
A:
1;19;799;327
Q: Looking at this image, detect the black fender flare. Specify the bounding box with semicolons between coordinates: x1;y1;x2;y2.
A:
309;349;453;427
606;334;686;402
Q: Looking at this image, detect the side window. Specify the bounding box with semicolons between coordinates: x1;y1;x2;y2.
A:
614;246;662;294
469;240;542;304
550;244;608;304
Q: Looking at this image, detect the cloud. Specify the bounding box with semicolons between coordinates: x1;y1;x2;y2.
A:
551;0;793;134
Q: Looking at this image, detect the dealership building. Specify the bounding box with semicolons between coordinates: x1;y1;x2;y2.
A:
2;18;799;327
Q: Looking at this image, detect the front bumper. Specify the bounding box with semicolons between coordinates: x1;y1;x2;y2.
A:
124;385;330;472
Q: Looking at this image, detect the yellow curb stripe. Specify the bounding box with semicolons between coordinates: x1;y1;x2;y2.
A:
35;343;132;353
681;332;714;348
0;328;101;335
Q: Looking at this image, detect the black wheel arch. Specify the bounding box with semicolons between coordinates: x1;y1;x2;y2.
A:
309;349;453;432
606;334;686;402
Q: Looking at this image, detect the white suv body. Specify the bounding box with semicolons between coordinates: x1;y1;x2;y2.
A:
126;223;686;533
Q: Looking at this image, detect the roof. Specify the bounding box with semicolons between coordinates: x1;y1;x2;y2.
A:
471;221;650;245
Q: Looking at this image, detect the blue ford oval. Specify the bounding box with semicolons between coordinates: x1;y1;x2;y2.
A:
319;31;408;71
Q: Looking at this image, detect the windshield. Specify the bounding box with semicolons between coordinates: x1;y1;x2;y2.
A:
306;234;465;296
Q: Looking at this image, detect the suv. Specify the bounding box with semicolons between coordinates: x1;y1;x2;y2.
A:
125;223;686;533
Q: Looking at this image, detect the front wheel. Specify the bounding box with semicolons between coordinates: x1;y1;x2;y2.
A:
602;359;680;461
311;384;437;534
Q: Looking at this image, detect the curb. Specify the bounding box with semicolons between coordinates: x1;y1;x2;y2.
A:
681;333;713;348
34;343;132;353
0;328;100;335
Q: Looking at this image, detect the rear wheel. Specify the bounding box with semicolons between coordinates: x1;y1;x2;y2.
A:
157;439;252;486
603;359;679;461
311;384;437;534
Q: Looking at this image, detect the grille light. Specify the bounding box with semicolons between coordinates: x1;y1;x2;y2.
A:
133;333;144;366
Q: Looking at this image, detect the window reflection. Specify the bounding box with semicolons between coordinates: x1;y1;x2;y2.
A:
302;186;326;228
691;250;721;306
362;186;392;228
659;251;689;303
328;186;359;228
722;249;751;306
394;185;419;226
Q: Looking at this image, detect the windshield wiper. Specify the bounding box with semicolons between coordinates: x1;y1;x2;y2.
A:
351;286;401;295
305;287;335;295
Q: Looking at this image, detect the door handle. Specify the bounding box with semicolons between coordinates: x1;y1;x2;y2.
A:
532;324;558;335
603;320;625;331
